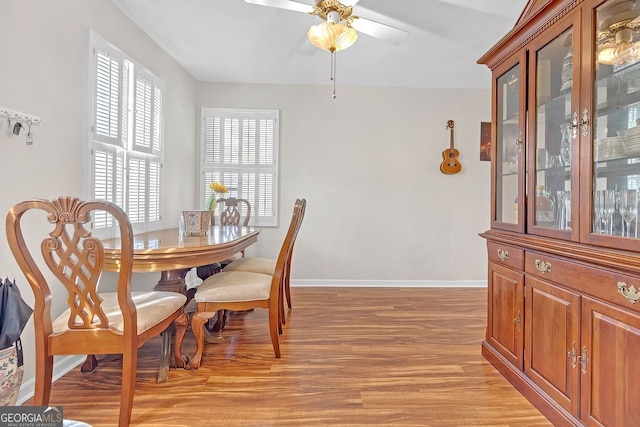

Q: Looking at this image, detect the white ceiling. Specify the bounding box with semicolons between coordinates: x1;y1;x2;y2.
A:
111;0;528;89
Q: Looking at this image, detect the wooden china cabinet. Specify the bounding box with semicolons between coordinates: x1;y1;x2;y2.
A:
479;0;640;425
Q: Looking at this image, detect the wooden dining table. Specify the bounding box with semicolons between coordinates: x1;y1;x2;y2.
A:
89;225;260;381
102;225;260;294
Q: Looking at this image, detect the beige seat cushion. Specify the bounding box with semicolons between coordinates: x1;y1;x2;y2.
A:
222;257;276;275
196;271;272;303
52;291;186;335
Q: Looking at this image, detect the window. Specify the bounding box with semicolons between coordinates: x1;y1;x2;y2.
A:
86;31;164;234
200;108;279;227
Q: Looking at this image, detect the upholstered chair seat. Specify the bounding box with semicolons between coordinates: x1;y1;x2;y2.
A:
222;257;275;275
52;292;186;335
196;271;272;303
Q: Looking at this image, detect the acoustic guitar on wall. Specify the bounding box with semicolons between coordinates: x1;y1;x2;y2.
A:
440;119;462;175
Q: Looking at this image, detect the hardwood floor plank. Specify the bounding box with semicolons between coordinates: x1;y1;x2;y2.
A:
27;287;550;426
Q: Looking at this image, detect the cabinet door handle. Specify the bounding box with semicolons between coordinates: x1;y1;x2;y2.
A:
497;249;509;261
514;310;522;332
571;112;579;139
567;342;577;369
534;259;552;274
580;108;589;137
617;281;640;304
578;346;588;375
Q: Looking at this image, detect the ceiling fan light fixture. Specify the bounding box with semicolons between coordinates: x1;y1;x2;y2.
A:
598;26;640;65
307;21;357;52
307;20;357;99
598;42;617;64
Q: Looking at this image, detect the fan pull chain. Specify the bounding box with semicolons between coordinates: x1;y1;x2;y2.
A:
330;50;337;99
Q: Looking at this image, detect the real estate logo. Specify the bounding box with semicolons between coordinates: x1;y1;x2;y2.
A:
0;406;63;427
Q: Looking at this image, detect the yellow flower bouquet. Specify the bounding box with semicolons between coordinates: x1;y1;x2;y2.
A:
207;182;229;210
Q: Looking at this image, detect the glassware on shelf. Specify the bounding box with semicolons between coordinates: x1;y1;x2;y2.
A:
619;189;638;237
613;187;623;236
508;155;518;173
556;191;571;230
624;119;640;156
536;186;555;228
549;154;564;168
559;49;573;93
594;190;606;234
560;123;571;166
537;148;549;169
602;190;616;235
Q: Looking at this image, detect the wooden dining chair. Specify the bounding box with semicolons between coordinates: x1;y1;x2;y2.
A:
218;197;251;228
222;199;306;325
183;198;306;369
215;196;252;263
6;197;187;427
192;197;253;333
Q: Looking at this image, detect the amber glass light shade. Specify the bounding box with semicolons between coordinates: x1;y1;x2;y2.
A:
307;21;357;52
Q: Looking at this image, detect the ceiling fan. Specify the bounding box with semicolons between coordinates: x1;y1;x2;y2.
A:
245;0;407;98
244;0;408;46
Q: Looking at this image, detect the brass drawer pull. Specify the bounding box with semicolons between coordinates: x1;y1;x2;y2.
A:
578;346;588;375
497;249;509;261
617;282;640;304
534;259;552;274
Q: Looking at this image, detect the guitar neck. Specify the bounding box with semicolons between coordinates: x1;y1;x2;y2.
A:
448;120;455;150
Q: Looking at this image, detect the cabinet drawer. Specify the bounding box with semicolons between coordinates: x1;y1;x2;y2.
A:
488;242;524;270
525;251;640;313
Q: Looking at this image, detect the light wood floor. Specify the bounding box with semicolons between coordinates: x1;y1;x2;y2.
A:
33;287;551;426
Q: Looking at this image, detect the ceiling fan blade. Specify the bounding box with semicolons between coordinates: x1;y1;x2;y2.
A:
351;17;408;45
244;0;314;14
341;0;361;6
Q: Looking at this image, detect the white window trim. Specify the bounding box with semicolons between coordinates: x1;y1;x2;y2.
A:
200;108;279;227
85;30;165;237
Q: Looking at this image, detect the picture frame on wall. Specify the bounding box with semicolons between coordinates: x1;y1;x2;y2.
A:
480;122;491;161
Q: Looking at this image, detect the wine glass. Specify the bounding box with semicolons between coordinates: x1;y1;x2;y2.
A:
594;190;606;233
620;189;638;237
549;154;564;168
601;190;616;235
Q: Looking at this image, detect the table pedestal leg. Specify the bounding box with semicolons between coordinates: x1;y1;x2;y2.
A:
81;355;98;373
154;270;188;294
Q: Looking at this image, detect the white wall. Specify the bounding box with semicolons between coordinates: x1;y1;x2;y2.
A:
198;83;492;283
0;0;198;390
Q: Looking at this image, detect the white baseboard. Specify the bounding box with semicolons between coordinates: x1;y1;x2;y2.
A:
16;355;85;405
291;279;487;288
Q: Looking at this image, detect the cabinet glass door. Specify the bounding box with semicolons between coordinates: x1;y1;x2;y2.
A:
592;0;640;242
494;61;523;230
531;26;576;236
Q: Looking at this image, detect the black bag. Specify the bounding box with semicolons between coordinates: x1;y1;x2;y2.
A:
0;278;33;358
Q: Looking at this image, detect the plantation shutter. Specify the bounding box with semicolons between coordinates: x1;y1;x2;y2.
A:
201;108;279;227
88;31;164;233
92;144;125;228
93;41;123;147
133;71;152;154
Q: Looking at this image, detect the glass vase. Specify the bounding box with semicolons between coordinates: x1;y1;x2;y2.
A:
560;123;571;166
